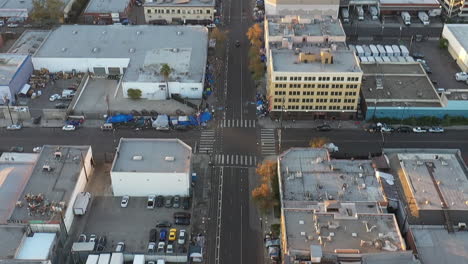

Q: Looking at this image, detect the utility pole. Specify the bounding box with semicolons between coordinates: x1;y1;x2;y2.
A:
3;96;14;125
278;97;285;153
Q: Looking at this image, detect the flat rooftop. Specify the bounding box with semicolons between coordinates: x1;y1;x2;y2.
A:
411;226;468;264
284;210;405;254
0;153;38;224
9;145;91;222
8;30;50;55
271;48;361;73
267;16;345;37
112;138;192;174
0;54;29;86
0;225;26;259
445;91;468;100
279;148;384;202
0;0;73;13
34;25;208;83
396;152;468;211
361;63;442;107
380;0;439;5
145;0;215;7
444;24;468;53
84;0;131;13
16;233;55;260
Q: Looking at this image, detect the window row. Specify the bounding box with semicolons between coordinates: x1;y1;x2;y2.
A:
274;83;359;89
147;8;210;14
274;76;361;82
272;105;355;110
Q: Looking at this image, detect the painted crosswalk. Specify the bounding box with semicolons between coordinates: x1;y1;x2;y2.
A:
219;119;256;128
261;129;277;155
199;129;215;153
214;154;258;167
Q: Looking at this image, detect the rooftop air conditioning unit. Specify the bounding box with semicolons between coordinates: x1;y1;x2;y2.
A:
458;222;466;230
54;152;62;159
165;156;175;161
132;155;143;161
43;165;52;172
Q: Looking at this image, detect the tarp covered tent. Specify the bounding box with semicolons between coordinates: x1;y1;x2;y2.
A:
106;114;133;123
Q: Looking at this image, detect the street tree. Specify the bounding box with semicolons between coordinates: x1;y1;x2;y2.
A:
30;0;64;24
309;137;330;148
246;23;263;44
160;64;172;99
127;89;142;99
210;28;227;43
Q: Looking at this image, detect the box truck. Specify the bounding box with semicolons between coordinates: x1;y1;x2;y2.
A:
356;6;364;21
110;253;123;264
86;255;100;264
133;255;145;264
341;8;350;23
73;192;91;215
401;12;411;25
98;254;111;264
418;11;429;25
369;6;379;20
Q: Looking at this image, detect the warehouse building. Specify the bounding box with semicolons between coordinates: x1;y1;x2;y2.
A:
265;0;339;18
111;138;192;197
0;54;33;104
5;145;94;231
32;25;208;100
144;0;215;25
442;24;468;72
83;0;135;24
0;0;77;21
277;148;412;263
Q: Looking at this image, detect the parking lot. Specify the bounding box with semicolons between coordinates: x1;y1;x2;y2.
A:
78;196;192;254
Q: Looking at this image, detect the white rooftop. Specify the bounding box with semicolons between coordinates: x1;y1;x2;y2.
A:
16;233;56;260
0;54;29;86
84;0;131;13
397;152;468;211
144;0;215;7
444;24;468;54
34;25;208;83
111;138;192;174
267;16;345;38
0;0;73;14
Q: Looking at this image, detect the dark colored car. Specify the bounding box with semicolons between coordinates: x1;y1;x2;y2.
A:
96;236;106;252
235;40;240;47
9;146;24;152
156;195;164;207
174;212;191;219
397;126;412;133
165;196;173;208
156;221;172;228
316;124;332;131
182;197;190;210
175;217;191;225
412;52;425;59
366;124;381;133
149;228;157;242
159;229;167;241
55;103;68;109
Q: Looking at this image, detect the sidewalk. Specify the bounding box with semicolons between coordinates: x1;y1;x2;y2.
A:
0;118;105;128
257;118;364;129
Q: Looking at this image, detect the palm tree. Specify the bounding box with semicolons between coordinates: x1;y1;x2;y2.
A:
160;63;172;99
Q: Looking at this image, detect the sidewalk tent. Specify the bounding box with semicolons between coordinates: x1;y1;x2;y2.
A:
106;114;133;123
152;115;169;129
200;112;212;123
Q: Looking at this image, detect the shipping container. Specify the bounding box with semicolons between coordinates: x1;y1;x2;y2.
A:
399;45;409;56
86;255;100;264
369;45;379;56
362;45;372;56
377;45;386;56
384;45;394;56
391;45;401;56
355;45;365;57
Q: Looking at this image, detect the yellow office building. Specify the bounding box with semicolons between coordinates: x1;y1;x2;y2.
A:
267;47;362;120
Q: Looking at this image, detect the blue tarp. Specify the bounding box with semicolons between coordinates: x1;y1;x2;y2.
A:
106;114;134;123
189;116;199;126
200;112;212;123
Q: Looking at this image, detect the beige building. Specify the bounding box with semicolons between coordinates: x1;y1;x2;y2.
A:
267;48;362;120
265;0;339;18
143;0;215;24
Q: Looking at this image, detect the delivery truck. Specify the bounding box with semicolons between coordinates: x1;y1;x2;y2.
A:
356;6;364;21
418;11;429;25
73;192;91;215
341;8;350;23
110;253;124;264
401;12;411;25
86;255;99;264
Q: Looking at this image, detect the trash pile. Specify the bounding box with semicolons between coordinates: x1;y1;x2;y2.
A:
254;0;264;22
256;93;269;117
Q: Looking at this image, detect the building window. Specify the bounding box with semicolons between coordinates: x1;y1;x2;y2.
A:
147;9;151;13
207;9;210;13
274;105;281;110
289;84;301;88
177;9;181;13
347;77;359;82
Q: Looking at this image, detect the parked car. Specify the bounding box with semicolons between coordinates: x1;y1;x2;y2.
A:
147;195;155;209
166;244;174;254
148;242;156;253
316;124;332;131
169;228;177;241
412;52;425;59
115;242;125;252
55;103;68;109
33;146;42;153
428;126;444;133
235;40;240;47
455;72;468;81
89;234;97;243
413;127;427;133
149;228;157;242
159;229;167;241
366;124;381;133
49;94;61;101
182;197;190;210
96;236;106;252
175;217;190;225
156;195;164;207
7;23;18;28
9;146;24;152
396;126;412;133
206;23;216;28
135;0;142;6
120;195;129;208
6;124;22;130
78;234;87;242
381;126;394;133
165;196;173;208
178;230;186;245
62;125;76;131
156;221;172;228
157;242;165;252
173;195;180;208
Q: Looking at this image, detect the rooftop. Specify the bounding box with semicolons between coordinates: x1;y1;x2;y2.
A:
16;233;55;260
9;145;91;223
445;91;468;100
411;226;468;264
284;210;405;254
144;0;215;7
8;30;50;55
267;16;344;38
271;47;361;73
396;152;468;211
361;63;442;108
0;54;30;86
34;25;208;83
0;0;72;14
380;0;439;6
111;138;192;174
0;153;38;224
279;148;385;202
84;0;131;13
0;225;26;259
444;24;468;53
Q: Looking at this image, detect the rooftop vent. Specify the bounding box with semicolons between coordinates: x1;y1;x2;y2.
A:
61;48;67;52
92;47;100;53
54;151;62;158
177;31;183;35
72;30;78;34
132;155;143;161
136;31;142;35
129;48;136;53
165;156;175;161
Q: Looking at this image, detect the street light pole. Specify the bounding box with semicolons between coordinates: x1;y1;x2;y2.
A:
3;96;14;125
278;97;285;153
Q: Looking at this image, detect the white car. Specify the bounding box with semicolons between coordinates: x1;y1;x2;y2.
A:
428;127;444;133
62;125;76;131
6;124;22;130
121;195;129;208
178;229;186;245
166;243;174;254
157;242;165;252
380;126;394;133
33;146;42;153
89;234;97;243
147;195;155;209
206;23;216;28
412;127;427;133
7;23;18;28
455;72;468;81
49;94;61;101
115;242;125;252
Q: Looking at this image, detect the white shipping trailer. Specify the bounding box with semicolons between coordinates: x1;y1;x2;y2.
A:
391;45;401;56
369;45;379;56
362;45;372;56
382;56;391;62
400;45;409;56
385;45;394;56
375;57;384;63
86;255;100;264
110;253;124;264
355;45;365;56
98;254;111;264
133;255;145;264
73;192;91;215
377;45;386;56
